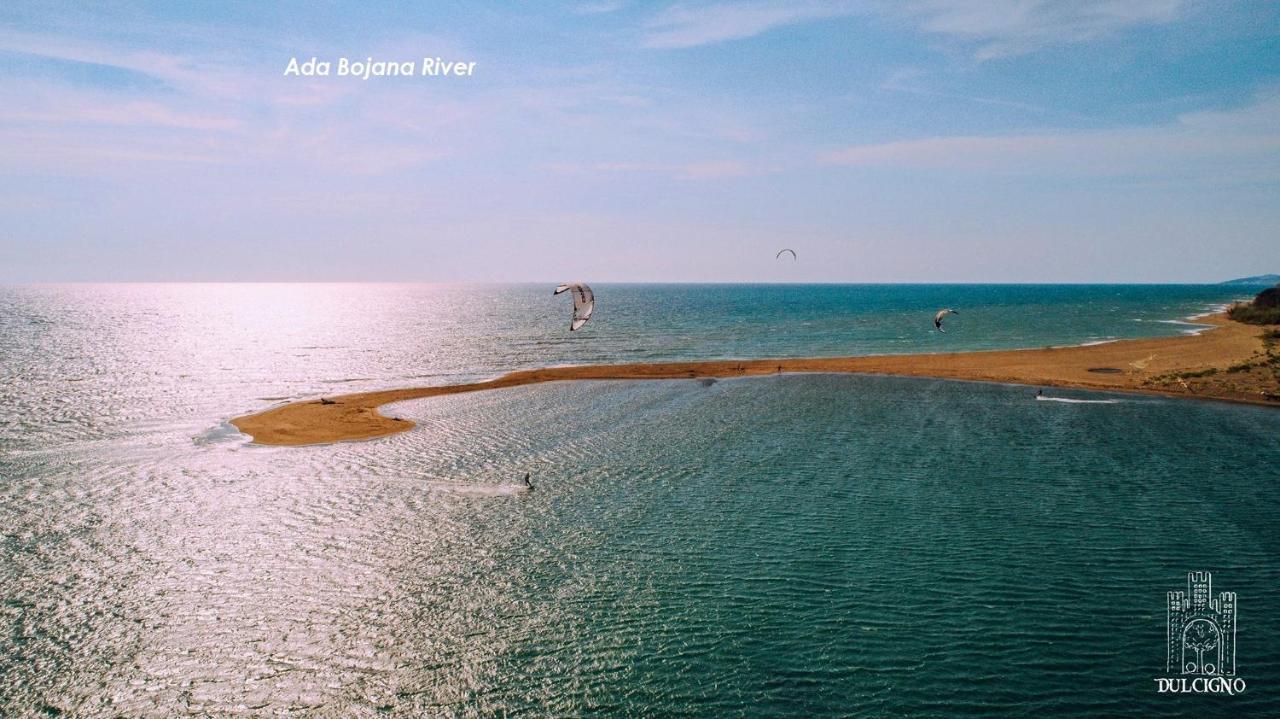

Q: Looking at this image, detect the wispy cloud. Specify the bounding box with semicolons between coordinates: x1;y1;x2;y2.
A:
548;159;755;180
904;0;1188;59
0;26;503;177
0;28;252;99
879;67;1066;118
574;1;628;15
0;83;242;131
0;22;775;182
640;0;1187;56
642;1;856;49
820;92;1280;179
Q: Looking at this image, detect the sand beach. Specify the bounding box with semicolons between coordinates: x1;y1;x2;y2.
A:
231;313;1278;446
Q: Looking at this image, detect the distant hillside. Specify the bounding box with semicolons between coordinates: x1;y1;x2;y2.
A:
1221;274;1280;285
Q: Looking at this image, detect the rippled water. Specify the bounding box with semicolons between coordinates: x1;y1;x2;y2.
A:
2;284;1278;716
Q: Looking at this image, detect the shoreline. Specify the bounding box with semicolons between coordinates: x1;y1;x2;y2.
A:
230;313;1278;446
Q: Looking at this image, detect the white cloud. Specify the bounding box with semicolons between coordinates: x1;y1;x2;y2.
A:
0;29;253;99
642;1;856;49
0;28;491;177
548;159;754;180
879;66;1064;117
905;0;1188;59
575;1;627;15
820;92;1280;179
640;0;1188;56
0;83;242;131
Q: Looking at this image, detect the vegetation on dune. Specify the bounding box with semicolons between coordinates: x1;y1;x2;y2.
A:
1228;305;1280;324
1227;285;1280;325
1144;313;1280;401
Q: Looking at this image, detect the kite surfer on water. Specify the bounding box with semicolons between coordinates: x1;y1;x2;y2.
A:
934;308;958;332
554;283;594;331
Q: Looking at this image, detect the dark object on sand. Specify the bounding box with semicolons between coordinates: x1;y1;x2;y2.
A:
523;473;533;490
319;397;337;405
1086;367;1124;374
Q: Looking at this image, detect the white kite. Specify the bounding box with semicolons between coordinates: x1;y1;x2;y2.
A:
934;308;958;332
554;283;595;331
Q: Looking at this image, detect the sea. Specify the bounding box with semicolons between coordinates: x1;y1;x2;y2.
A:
2;283;1278;717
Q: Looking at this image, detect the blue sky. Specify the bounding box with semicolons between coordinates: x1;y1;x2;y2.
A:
1;0;1277;282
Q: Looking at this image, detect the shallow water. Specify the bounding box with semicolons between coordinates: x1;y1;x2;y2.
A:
2;284;1277;716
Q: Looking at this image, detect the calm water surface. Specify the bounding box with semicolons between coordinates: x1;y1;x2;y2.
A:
2;284;1277;717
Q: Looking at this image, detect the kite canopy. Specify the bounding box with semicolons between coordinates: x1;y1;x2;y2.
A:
933;308;958;332
776;248;797;260
554;283;595;331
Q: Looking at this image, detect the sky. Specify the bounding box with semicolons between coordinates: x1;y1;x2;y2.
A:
1;0;1278;283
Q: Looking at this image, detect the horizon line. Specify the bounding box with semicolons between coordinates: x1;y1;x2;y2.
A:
1;279;1273;287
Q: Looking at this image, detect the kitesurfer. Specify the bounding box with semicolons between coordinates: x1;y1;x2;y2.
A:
934;308;958;332
554;283;595;331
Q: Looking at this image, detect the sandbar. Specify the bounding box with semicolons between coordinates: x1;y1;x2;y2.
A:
230;314;1278;446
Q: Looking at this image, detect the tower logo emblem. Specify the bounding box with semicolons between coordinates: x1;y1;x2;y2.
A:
1155;572;1246;695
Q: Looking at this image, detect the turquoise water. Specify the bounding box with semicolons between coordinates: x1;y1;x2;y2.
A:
2;283;1278;716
